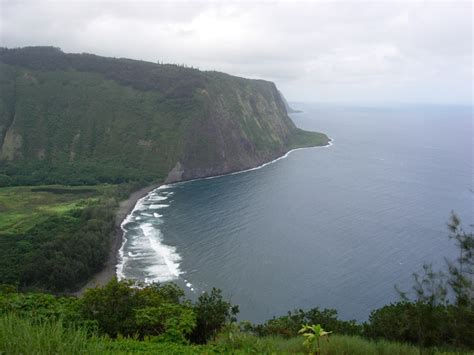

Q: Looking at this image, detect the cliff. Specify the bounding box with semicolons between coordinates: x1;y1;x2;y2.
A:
278;90;302;114
0;47;328;185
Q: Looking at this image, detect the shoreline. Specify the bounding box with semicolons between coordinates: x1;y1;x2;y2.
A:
74;184;160;295
165;139;334;186
75;139;333;295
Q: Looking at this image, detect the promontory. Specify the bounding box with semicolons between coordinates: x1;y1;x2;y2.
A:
0;46;329;186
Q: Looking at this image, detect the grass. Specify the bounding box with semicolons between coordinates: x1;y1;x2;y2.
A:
0;185;115;234
0;313;213;354
0;313;104;355
0;313;468;354
212;329;468;354
289;128;330;149
212;331;419;354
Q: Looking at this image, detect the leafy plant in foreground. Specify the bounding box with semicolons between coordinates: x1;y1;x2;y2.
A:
299;324;332;355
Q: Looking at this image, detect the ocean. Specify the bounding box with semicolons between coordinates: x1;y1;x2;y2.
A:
117;103;473;323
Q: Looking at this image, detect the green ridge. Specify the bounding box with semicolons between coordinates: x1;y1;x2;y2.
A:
0;46;329;186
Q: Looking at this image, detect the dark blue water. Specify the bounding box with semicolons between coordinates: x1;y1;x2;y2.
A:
119;103;473;322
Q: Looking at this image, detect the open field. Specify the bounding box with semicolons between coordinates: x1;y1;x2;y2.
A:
0;185;115;235
0;184;122;291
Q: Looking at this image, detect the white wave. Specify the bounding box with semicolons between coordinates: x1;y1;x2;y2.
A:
166;138;334;186
117;138;333;281
143;225;182;282
116;255;128;280
118;220;182;283
153;212;163;218
222;139;334;177
128;251;147;257
149;204;170;209
117;193;150;280
157;184;173;190
116;215;133;280
131;197;151;212
200;141;333;180
147;194;168;202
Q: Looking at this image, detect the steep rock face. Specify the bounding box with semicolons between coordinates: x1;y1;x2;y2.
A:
0;47;328;185
278;90;302;114
169;73;298;182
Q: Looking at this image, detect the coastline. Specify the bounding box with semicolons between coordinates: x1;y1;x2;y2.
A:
74;184;159;295
75;139;333;295
167;139;334;186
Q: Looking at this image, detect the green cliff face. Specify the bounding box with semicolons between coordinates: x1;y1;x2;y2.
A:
0;47;328;185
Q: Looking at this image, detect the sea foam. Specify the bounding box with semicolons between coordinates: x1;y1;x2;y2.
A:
117;139;333;283
149;204;170;209
117;189;181;283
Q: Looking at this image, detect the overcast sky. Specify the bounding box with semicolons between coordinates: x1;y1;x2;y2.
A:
1;0;472;104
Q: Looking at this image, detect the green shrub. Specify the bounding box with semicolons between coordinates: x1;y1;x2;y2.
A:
79;279;196;341
189;288;239;344
252;307;362;338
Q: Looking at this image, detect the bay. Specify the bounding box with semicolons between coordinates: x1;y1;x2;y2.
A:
118;103;473;322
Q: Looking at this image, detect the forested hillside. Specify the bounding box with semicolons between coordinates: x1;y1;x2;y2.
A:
0;184;142;291
0;47;328;186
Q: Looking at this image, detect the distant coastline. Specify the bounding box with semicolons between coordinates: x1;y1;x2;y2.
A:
197;138;333;183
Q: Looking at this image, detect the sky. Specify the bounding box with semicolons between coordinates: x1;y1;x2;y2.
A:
1;0;472;104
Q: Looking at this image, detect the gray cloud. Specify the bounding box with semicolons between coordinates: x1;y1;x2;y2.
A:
1;0;472;104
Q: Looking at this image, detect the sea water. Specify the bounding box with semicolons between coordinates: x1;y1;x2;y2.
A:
118;103;473;322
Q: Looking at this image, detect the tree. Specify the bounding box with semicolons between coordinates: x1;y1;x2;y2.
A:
446;213;474;307
445;213;474;348
377;213;474;350
189;288;239;344
79;278;195;340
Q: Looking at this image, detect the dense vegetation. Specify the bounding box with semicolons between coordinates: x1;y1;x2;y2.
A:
0;183;144;292
1;313;424;354
0;46;206;97
0;281;430;354
0;278;468;354
0;215;472;353
0;46;329;186
0;279;238;353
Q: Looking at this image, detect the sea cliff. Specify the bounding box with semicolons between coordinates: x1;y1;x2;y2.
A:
0;46;328;186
